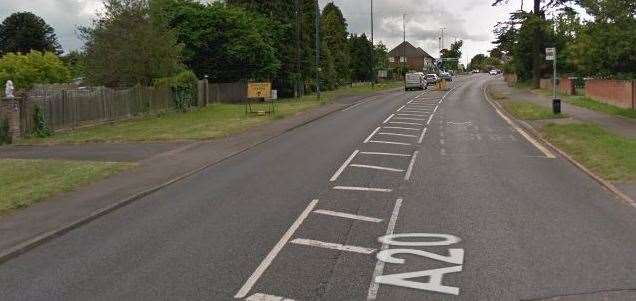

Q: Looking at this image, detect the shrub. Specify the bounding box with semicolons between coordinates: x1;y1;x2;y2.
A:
0;118;9;144
154;70;198;112
32;105;51;137
0;51;71;90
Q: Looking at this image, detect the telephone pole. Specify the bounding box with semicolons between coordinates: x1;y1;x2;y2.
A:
315;1;320;100
403;14;406;83
371;0;375;86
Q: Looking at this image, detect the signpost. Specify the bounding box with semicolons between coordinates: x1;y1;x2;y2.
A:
546;47;560;114
246;82;276;116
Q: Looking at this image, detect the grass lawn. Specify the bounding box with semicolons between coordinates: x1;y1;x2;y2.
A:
500;100;565;120
542;123;636;182
22;81;402;144
0;159;133;213
566;96;636;119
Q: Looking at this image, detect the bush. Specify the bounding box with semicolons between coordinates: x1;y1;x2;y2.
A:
32;105;51;138
0;51;71;90
0;118;9;144
154;70;198;112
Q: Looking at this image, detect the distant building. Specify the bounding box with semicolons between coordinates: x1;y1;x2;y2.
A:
388;41;434;72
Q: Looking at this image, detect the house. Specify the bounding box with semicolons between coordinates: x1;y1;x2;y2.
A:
388;41;435;72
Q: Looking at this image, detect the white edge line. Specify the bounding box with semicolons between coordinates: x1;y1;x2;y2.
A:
382;114;395;124
364;127;381;143
333;186;393;192
367;198;403;300
426;114;434;125
404;151;419;181
246;293;296;301
234;199;319;299
330;150;360;182
482;86;556;158
313;209;383;223
434;105;439;113
291;239;376;254
417;127;428;144
396;105;405;112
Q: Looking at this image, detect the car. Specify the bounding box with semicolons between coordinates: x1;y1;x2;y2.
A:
405;72;426;90
424;74;439;86
440;71;453;81
472;69;481;73
489;69;498;75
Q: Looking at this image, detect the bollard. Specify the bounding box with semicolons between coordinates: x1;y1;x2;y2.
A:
552;98;561;115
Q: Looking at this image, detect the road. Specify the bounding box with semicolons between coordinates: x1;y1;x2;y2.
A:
1;75;635;301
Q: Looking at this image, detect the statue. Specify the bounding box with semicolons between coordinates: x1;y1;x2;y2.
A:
4;80;14;98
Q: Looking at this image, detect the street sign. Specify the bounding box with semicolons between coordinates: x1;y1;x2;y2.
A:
545;47;556;61
247;82;272;99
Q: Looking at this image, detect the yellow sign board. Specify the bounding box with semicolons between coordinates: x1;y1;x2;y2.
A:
247;82;272;99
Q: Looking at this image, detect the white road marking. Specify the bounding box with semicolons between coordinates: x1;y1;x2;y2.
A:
404;151;419;181
426;115;434;125
397;113;428;117
291;239;376;254
363;127;381;143
360;151;412;157
343;96;379;111
369;140;412;146
333;186;393;192
350;164;405;172
234;199;319;299
330;150;360;182
246;293;296;301
441;148;447;155
313;209;383;223
418;127;428;144
440;139;445;145
389;122;424;126
482;86;556;158
378;132;418;138
401;110;430;113
382;114;395;124
434;105;439;113
383;126;420;131
395;117;427;121
367;198;403;300
396;105;405;112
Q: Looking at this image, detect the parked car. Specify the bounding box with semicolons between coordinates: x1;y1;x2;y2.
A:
405;72;426;90
440;71;453;81
425;74;439;86
489;69;498;75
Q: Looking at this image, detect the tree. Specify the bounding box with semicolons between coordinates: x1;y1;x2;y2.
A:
321;3;350;85
0;51;71;89
440;40;463;70
80;0;183;87
0;12;62;55
60;50;87;78
349;33;374;82
374;42;389;71
155;0;279;83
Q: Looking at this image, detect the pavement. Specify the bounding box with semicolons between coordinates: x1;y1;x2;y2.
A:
0;75;634;301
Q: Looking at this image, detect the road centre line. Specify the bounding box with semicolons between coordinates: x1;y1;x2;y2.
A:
359;151;412;157
291;239;376;254
388;121;424;126
369;140;412;146
333;186;393;192
404;151;419;181
382;114;395;124
383;126;420;131
378;132;418;138
246;293;296;301
367;198;403;300
313;209;383;223
234;199;319;299
350;164;405;172
330;150;360;182
363;127;381;143
418;127;428;144
482;86;556;158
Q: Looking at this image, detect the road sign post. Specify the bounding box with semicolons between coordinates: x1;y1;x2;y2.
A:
546;47;560;114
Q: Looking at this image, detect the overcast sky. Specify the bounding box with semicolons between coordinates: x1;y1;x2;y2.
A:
0;0;525;65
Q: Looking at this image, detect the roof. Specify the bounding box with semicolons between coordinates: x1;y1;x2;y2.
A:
389;41;433;59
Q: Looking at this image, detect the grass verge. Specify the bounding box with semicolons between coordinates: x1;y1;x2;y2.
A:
0;159;134;213
500;99;565;120
542;123;636;182
22;81;402;144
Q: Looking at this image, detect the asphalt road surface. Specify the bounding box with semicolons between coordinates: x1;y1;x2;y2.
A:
1;75;635;301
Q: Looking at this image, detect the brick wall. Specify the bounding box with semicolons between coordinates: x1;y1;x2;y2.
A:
585;79;635;109
559;77;576;95
1;98;20;143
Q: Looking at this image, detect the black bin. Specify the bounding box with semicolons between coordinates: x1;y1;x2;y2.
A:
553;98;561;114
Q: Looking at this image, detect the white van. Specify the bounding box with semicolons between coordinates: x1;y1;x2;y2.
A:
405;73;425;91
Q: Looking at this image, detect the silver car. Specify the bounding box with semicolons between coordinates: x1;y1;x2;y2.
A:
405;73;426;91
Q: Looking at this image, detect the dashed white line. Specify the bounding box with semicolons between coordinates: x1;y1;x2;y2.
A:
363;127;381;143
382;114;395;124
291;239;376;254
350;164;405;172
313;209;383;223
417;127;428;144
404;151;419;181
367;198;403;300
333;186;393;192
369;140;412;146
359;151;412;157
330;150;360;182
378;132;418;138
234;199;319;299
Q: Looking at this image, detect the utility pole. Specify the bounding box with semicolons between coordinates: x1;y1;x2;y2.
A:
371;0;375;87
295;0;301;98
315;0;320;100
402;13;406;80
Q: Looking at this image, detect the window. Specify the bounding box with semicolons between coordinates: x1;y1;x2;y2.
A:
389;57;395;63
400;57;407;63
